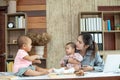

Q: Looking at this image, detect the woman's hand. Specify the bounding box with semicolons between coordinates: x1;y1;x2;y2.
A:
81;65;94;71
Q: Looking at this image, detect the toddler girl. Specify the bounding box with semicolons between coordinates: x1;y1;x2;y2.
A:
13;35;51;76
54;42;83;74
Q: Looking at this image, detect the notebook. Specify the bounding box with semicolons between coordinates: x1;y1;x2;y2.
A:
103;54;120;73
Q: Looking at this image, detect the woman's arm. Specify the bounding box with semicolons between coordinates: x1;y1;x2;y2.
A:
82;52;104;72
93;52;104;72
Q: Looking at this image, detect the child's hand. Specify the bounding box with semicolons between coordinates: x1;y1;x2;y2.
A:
36;60;41;64
61;63;65;67
48;68;54;73
35;55;41;59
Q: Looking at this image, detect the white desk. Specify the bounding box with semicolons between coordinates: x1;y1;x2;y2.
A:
0;72;120;80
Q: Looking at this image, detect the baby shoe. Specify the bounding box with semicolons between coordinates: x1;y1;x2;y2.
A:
53;68;65;74
63;68;75;74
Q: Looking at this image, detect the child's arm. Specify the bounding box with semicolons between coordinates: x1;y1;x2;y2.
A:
60;59;66;67
32;59;41;64
68;58;80;64
60;60;68;67
60;56;68;67
23;55;40;61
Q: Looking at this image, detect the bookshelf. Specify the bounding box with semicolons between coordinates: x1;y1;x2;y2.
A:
5;12;27;72
78;11;120;59
102;12;120;50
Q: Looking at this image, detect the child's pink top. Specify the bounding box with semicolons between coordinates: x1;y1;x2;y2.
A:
60;53;83;68
13;49;32;73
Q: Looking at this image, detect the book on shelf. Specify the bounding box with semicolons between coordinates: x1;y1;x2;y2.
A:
90;33;103;51
98;33;103;50
85;18;89;31
103;20;107;30
15;16;18;28
91;33;95;40
96;17;102;31
103;20;112;31
94;33;99;44
80;18;85;31
107;20;111;31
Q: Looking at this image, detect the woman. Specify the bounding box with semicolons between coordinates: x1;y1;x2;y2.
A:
68;33;104;72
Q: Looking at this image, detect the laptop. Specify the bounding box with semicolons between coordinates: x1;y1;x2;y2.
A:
103;54;120;73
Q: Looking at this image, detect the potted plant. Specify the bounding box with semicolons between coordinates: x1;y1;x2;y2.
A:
27;32;51;58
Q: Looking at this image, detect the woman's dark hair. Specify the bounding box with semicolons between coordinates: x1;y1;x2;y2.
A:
79;33;98;59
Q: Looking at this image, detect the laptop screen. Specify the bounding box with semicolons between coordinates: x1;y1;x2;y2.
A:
103;54;120;73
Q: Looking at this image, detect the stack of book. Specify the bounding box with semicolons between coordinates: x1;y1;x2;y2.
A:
80;17;102;31
15;16;26;28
